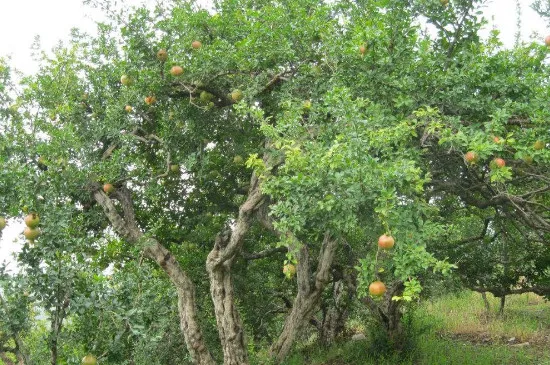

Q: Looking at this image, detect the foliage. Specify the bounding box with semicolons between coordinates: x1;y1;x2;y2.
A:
0;0;549;363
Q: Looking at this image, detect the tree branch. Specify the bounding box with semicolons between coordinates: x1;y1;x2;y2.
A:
209;173;265;267
242;246;287;260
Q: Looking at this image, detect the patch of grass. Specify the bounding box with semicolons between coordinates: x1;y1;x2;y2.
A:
283;335;539;365
414;334;541;365
283;340;408;365
422;291;550;346
284;290;550;364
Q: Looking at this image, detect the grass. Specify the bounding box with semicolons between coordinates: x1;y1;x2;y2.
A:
281;291;550;365
424;291;550;346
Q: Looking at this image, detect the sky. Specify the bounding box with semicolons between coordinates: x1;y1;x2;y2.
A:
0;0;549;270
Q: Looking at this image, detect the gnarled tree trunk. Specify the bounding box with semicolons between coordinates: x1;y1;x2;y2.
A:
93;186;216;365
319;265;356;346
206;174;264;365
269;233;338;363
362;281;406;351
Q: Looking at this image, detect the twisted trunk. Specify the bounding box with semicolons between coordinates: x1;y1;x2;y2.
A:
270;233;338;363
319;266;356;346
362;281;405;351
320;281;346;346
206;174;264;365
93;187;215;365
206;262;248;365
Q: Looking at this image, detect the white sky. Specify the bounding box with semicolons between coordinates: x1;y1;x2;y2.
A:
0;0;548;270
0;0;548;75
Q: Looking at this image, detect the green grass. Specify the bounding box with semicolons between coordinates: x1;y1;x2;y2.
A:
424;291;550;345
281;291;550;365
282;338;543;365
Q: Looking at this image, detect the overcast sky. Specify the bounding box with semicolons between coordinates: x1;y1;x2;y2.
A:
0;0;548;75
0;0;549;270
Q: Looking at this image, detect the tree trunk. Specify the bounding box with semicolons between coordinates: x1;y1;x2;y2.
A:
319;266;355;346
363;281;405;351
207;262;248;365
50;338;57;365
385;301;404;350
144;243;216;364
50;312;59;365
499;295;506;315
481;292;490;313
270;233;338;363
319;281;346;346
94;187;216;365
50;267;70;365
206;174;264;365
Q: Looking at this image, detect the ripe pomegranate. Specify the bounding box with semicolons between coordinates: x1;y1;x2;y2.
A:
170;65;184;76
493;158;506;168
378;234;395;249
103;183;115;194
144;96;157;105
464;151;478;164
369;281;387;296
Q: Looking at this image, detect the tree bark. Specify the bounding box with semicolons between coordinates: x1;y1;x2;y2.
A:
93;187;216;365
362;281;405;351
50;268;70;365
481;292;490;313
49;311;60;365
319;280;346;346
50;337;57;365
206;174;264;365
269;233;338;363
499;295;506;316
319;266;356;346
